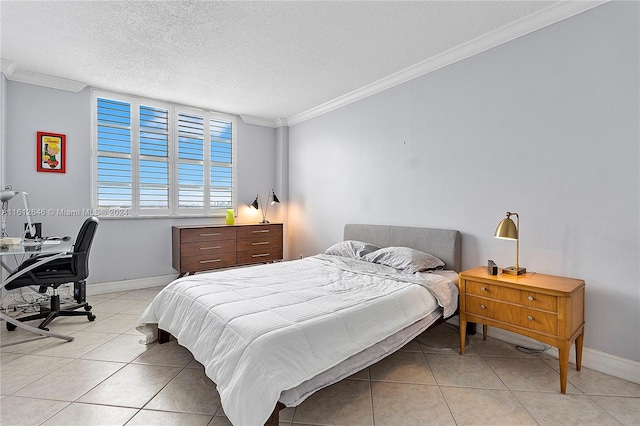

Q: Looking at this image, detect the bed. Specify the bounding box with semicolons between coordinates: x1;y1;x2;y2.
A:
137;224;461;425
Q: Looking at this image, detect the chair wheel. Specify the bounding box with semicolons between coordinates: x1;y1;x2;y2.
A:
88;314;96;321
6;322;17;331
84;305;92;311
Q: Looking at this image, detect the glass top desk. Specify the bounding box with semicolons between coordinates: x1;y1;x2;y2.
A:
1;239;73;257
1;239;75;344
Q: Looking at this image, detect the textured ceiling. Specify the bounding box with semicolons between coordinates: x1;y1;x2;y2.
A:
2;1;594;124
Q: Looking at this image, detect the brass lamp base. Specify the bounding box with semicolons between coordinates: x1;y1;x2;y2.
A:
501;266;526;275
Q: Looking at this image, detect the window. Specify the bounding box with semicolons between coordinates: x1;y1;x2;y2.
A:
92;91;236;217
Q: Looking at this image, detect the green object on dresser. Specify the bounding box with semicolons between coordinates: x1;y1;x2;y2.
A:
225;209;234;225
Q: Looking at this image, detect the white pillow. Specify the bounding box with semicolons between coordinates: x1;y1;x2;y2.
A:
362;246;444;273
324;240;381;259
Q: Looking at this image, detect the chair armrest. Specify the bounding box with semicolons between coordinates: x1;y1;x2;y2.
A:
4;251;72;289
14;252;62;270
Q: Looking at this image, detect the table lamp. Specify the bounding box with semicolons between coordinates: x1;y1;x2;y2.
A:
250;189;280;224
1;188;19;237
494;211;526;275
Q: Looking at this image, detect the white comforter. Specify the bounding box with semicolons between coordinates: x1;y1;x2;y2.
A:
137;254;458;425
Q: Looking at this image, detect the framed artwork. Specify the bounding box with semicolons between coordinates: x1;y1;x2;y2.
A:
37;131;66;173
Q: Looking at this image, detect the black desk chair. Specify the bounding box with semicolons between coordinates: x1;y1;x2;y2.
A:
5;217;99;331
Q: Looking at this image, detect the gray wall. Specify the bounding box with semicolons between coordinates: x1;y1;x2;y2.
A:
1;75;6;203
288;2;639;362
3;82;279;284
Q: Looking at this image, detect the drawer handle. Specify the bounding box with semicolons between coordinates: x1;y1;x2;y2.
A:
200;259;222;264
200;233;221;237
480;287;487;291
252;253;270;258
200;246;221;250
252;230;270;234
527;315;533;321
480;304;486;309
528;296;534;301
252;242;269;246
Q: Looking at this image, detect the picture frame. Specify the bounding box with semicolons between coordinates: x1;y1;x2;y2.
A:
37;131;66;173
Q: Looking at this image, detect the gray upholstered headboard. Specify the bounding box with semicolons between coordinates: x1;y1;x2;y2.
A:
344;224;462;272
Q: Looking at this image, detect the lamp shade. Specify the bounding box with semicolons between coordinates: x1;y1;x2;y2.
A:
1;189;18;203
270;190;280;205
250;195;259;210
495;217;518;240
494;211;525;275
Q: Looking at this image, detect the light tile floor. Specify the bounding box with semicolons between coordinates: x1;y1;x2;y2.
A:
1;287;639;426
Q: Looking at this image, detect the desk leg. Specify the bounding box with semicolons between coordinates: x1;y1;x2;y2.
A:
1;259;13;273
1;312;73;345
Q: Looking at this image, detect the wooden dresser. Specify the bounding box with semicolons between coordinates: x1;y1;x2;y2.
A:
458;267;585;393
172;223;283;275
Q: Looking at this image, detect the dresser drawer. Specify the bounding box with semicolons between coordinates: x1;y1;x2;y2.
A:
180;240;236;257
466;295;558;335
180;227;236;243
237;224;282;240
237;249;283;265
466;280;557;312
236;235;282;252
180;252;237;272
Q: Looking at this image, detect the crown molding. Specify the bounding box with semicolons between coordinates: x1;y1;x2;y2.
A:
240;114;276;128
1;59;86;92
1;59;17;77
240;115;289;128
274;118;288;128
286;0;608;126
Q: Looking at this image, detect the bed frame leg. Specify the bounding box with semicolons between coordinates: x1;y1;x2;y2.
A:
264;402;284;426
158;328;171;344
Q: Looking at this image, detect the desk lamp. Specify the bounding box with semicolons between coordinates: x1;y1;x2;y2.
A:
494;211;526;275
1;187;19;237
1;187;36;238
250;189;280;224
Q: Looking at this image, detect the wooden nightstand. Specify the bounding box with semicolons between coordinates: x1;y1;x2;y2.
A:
458;267;585;393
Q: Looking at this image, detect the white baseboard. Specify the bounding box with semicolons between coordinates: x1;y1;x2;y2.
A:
447;317;640;385
87;274;177;296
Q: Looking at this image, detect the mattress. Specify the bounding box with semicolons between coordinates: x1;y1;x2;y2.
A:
137;254;458;425
281;269;458;407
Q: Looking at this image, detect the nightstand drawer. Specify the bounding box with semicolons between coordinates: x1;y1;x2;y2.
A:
466;280;557;312
466;295;558;335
